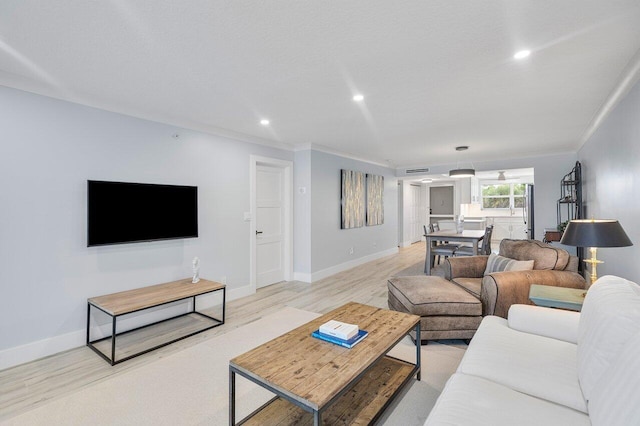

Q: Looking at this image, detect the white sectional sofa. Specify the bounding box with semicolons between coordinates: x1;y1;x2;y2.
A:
424;275;640;425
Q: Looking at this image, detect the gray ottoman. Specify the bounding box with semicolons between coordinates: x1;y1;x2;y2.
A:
388;276;482;343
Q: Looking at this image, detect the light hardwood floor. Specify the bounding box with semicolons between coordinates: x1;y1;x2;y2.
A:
0;242;427;421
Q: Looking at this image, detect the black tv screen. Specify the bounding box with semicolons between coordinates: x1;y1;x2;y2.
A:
87;180;198;247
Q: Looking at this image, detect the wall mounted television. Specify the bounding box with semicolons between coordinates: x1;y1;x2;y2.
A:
87;180;198;247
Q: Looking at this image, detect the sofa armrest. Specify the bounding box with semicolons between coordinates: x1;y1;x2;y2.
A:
508;304;580;343
443;256;489;280
481;270;586;318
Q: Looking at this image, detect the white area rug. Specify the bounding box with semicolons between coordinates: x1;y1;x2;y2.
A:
6;307;465;425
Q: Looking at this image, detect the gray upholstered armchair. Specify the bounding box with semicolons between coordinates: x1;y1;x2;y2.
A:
443;239;586;318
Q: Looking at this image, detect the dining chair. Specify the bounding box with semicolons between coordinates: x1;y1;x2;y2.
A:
455;225;494;256
432;223;461;251
424;224;459;269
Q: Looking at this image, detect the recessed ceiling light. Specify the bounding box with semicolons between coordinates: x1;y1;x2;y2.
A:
514;50;531;60
260;119;270;126
353;94;364;102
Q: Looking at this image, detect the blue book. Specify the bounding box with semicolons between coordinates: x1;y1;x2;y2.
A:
311;329;368;348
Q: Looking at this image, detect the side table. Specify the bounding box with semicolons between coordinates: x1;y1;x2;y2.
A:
529;284;586;312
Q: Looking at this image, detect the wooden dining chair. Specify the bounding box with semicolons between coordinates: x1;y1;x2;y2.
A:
455;225;494;256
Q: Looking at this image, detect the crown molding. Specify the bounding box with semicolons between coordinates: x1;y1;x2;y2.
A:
293;143;394;168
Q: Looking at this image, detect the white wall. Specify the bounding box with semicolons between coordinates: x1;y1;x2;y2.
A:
0;87;293;365
293;150;311;279
578;79;640;283
309;150;398;280
399;181;413;247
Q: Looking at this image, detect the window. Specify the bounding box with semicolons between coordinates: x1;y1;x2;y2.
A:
482;183;526;209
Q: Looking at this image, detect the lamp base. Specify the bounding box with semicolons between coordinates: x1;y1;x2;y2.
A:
583;247;603;283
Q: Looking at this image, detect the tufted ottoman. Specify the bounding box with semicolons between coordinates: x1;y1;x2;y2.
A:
387;275;482;343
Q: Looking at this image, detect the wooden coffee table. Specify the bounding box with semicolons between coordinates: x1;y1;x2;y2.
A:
229;302;421;425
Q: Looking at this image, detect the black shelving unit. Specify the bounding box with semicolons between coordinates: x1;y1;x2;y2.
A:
551;161;583;271
557;161;582;226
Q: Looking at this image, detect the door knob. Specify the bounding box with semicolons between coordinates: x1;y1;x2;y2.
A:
256;230;263;235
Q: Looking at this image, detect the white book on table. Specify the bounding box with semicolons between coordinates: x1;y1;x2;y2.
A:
319;320;359;340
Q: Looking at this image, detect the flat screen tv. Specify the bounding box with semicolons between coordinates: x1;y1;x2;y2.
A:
87;180;198;247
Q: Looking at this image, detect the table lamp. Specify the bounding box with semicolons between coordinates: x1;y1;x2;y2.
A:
560;219;633;283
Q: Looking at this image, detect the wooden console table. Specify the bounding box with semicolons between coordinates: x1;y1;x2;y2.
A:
87;278;225;365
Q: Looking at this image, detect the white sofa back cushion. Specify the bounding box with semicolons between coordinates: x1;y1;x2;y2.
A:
508;304;580;344
588;330;640;425
577;275;640;401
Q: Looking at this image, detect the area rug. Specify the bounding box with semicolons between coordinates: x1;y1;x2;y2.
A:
5;307;465;425
394;261;446;278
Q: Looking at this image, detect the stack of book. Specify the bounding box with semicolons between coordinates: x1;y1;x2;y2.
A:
312;320;368;348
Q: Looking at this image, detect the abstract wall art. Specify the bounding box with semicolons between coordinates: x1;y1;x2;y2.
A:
340;169;365;229
366;174;384;226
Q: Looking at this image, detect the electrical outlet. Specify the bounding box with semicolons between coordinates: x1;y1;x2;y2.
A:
220;276;227;285
349;247;354;255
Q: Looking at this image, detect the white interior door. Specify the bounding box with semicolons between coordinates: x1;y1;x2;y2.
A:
256;165;285;288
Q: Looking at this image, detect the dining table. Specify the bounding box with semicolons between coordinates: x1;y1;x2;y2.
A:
424;229;486;275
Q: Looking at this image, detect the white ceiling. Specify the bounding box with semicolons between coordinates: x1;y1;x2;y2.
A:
2;1;640;167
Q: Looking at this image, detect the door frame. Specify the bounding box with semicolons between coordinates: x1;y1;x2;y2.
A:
249;155;293;292
409;183;422;243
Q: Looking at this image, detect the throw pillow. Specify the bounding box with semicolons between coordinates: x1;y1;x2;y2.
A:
484;253;534;276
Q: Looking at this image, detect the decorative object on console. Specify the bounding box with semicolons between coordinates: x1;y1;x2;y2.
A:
192;257;200;283
560;219;633;283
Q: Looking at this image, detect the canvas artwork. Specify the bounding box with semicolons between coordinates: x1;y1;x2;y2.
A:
366;174;384;226
341;169;365;229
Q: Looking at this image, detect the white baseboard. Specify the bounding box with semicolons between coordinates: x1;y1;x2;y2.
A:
400;240;413;248
227;283;255;301
293;272;312;283
0;329;86;372
310;247;399;283
0;284;256;371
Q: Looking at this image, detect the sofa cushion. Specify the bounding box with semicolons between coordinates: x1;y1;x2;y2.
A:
484;253;534;275
508;304;580;344
588;330;640;426
499;239;570;270
451;277;482;298
457;316;587;413
424;373;590;426
577;275;640;402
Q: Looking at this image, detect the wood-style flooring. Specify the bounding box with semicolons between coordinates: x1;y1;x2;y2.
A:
0;242;426;421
